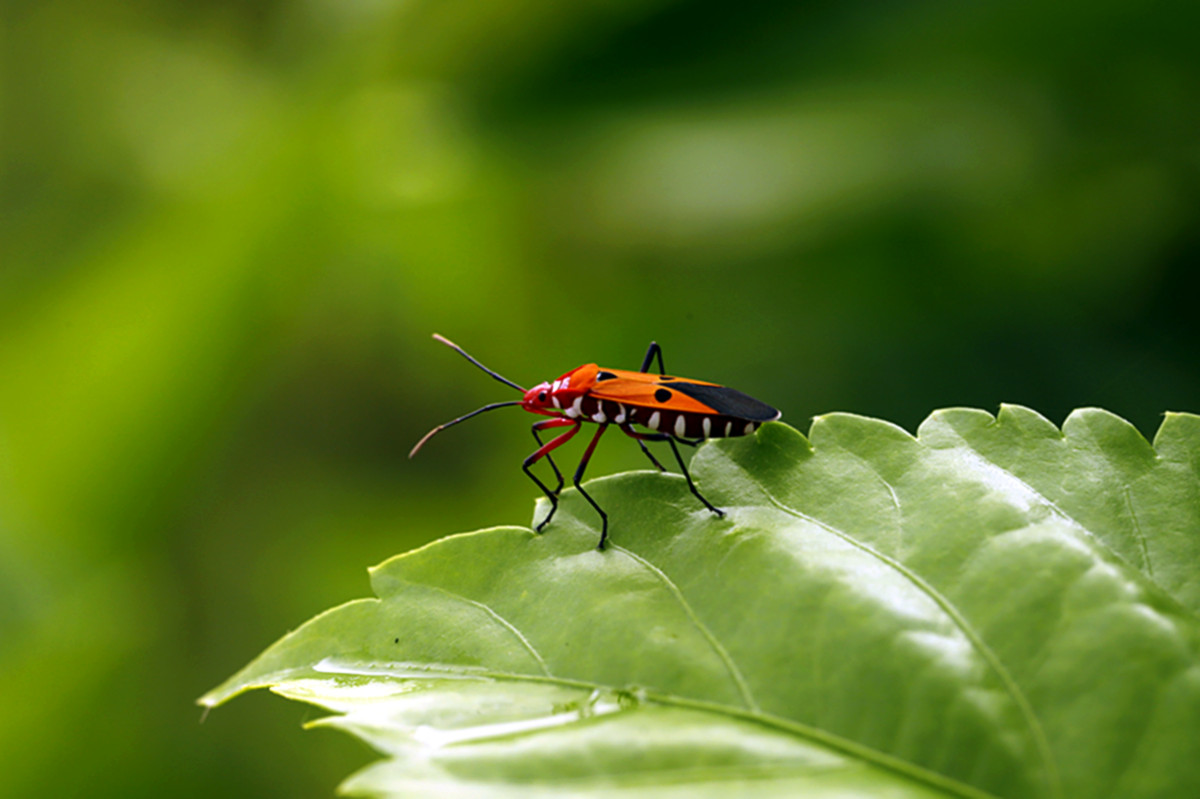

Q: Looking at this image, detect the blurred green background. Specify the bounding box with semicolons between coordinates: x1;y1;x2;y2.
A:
2;0;1197;796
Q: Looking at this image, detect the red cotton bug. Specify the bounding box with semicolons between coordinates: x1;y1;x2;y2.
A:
409;334;781;549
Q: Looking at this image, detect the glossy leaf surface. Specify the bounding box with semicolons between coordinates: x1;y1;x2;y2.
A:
203;406;1200;798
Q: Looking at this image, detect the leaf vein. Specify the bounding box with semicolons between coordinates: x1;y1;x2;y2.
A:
610;543;761;714
943;432;1195;614
398;580;552;677
1124;485;1154;579
709;445;1063;799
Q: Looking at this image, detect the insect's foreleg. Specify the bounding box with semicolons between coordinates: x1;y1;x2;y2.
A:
666;438;725;519
523;419;581;532
573;423;610;549
618;423;669;471
639;341;666;374
531;418;568;494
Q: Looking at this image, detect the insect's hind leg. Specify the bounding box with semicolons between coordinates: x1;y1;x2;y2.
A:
635;439;667;471
666;438;725;519
620;424;723;520
619;424;668;470
639;341;666;374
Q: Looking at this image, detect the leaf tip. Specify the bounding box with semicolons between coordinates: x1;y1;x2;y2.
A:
196;686;229;711
995;404;1062;438
1153;410;1200;456
1063;407;1155;455
916;406;987;438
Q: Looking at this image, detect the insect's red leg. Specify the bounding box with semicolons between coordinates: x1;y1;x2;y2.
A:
618;423;668;471
666;438;725;518
523;419;580;533
531;418;570;493
572;424;610;549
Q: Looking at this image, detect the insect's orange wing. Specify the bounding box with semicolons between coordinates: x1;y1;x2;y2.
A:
588;367;782;422
585;368;728;415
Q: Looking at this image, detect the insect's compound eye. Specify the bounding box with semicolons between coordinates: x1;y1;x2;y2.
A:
538;391;548;402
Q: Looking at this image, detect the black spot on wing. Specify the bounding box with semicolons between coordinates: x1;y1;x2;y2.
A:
596;370;618;381
669;381;781;422
654;388;672;403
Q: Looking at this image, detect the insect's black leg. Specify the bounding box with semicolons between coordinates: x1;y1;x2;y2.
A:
531;421;565;494
635;439;667;471
522;467;560;531
672;436;704;447
639;341;667;374
619;424;671;443
619;424;669;470
666;438;725;519
622;423;722;519
573;424;610;549
523;420;581;532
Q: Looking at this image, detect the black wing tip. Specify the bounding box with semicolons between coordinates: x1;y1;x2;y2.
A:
746;406;783;423
669;380;781;422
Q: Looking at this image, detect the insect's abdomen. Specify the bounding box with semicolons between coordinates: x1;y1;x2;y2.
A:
577;396;765;438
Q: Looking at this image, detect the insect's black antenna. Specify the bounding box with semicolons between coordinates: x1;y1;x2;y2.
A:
433;334;526;393
409;401;523;458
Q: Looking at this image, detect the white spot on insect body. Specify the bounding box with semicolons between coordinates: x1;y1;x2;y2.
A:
744;422;756;435
566;396;584;419
614;404;627;424
552;379;562;392
562;377;571;389
702;417;711;437
592;410;606;423
724;421;733;437
552;396;562;410
674;415;687;437
647;411;661;431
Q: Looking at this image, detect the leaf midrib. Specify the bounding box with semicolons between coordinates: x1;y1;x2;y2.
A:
301;660;1003;799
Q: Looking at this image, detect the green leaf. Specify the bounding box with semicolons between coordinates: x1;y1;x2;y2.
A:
202;406;1200;799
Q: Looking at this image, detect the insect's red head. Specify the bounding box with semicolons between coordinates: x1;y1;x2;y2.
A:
520;364;596;416
521;381;556;413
